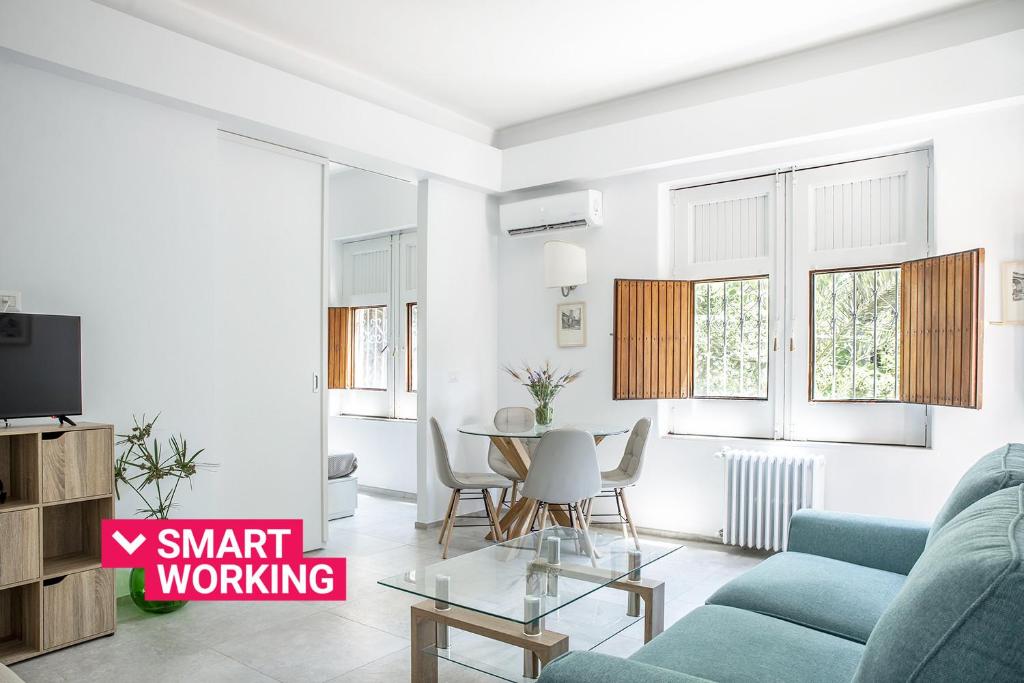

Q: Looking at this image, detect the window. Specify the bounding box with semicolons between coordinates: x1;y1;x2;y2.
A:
352;306;388;390
328;231;417;418
693;277;769;399
614;150;984;446
811;268;900;401
407;302;417;393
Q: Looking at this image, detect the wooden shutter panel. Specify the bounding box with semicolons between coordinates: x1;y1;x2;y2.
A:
328;307;352;389
613;279;692;399
900;249;984;408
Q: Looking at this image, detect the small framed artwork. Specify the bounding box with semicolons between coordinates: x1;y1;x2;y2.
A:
557;301;586;347
1001;260;1024;324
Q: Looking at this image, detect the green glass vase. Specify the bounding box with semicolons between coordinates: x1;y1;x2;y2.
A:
535;401;554;427
129;567;188;614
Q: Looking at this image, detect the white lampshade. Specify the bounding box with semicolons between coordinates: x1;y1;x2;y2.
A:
543;241;587;289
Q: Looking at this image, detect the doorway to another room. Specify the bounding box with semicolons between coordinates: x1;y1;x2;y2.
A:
325;162;419;513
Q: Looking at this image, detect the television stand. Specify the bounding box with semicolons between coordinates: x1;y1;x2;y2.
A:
54;415;77;427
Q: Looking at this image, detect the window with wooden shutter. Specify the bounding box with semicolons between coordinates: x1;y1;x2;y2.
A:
327;307;351;389
613;279;692;399
900;248;984;409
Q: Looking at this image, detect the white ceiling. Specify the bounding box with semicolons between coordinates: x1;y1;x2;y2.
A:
97;0;979;138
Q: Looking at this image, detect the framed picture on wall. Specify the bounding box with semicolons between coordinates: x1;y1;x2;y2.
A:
1002;260;1024;324
557;301;586;347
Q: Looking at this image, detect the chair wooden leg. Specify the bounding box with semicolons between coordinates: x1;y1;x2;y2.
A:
510;481;519;507
585;497;594;527
438;489;457;544
618;488;640;548
441;489;461;559
572;503;599;566
482;489;503;541
497;487;508;512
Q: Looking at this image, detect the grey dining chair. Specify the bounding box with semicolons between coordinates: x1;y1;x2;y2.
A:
585;417;651;546
521;428;602;559
487;406;534;510
431;418;512;559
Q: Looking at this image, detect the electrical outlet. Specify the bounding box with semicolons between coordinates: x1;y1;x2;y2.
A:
0;291;21;312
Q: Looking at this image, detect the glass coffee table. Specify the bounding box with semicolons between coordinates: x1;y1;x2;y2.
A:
379;526;682;681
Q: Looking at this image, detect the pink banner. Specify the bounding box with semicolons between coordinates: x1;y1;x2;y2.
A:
102;519;346;601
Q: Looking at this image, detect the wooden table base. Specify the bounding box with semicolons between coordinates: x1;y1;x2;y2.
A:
408;569;665;681
411;600;569;682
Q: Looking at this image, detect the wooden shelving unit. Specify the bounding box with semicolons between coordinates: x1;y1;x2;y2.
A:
0;423;116;665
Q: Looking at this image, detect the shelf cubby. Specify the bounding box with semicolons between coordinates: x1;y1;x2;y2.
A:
0;582;41;664
41;498;111;579
0;433;40;511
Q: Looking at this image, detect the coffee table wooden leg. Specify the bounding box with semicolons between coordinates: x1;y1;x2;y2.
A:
643;581;665;642
411;608;439;682
412;601;568;680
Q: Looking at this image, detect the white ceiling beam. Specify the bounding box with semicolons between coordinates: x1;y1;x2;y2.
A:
501;29;1024;190
0;0;502;191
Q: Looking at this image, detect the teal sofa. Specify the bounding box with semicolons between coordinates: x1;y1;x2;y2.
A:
539;444;1024;683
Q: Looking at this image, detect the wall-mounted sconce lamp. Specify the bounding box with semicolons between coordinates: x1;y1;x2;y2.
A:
544;240;587;297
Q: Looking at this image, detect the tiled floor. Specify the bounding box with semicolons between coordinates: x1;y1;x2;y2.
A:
12;493;766;682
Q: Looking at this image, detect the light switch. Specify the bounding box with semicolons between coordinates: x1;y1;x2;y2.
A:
0;291;21;312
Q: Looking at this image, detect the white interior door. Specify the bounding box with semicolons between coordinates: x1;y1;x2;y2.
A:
215;133;325;550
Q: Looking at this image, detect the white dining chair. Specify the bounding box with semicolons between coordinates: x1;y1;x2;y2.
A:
585;417;651;546
487;406;534;510
521;428;601;559
431;418;512;559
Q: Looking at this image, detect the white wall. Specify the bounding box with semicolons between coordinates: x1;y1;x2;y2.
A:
327;169;418;242
327;416;416;494
0;59;219;520
416;179;500;523
497;102;1024;538
0;60;329;546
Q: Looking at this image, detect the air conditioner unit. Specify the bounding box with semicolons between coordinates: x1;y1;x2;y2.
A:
499;190;603;237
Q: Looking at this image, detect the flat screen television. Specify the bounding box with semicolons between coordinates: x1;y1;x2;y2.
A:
0;313;82;421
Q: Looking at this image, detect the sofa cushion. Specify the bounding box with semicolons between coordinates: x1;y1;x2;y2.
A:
538;652;712;683
630;605;864;683
929;443;1024;542
855;485;1024;682
707;552;905;643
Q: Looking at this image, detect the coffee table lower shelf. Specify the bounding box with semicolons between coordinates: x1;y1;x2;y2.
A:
409;574;665;682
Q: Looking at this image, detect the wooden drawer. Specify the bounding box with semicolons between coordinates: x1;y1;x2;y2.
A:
0;509;39;587
42;569;114;650
41;430;112;503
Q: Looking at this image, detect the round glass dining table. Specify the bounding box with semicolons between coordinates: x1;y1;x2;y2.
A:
458;421;631;539
457;422;629;440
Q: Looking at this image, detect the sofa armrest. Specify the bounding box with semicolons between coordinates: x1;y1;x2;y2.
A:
787;509;929;575
538;652;712;683
0;664;24;683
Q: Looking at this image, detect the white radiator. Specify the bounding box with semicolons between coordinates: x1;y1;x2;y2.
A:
718;448;825;552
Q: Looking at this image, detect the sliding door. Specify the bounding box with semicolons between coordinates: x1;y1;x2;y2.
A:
214;133;325;550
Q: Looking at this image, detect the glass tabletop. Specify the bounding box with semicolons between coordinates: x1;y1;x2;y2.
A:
457;422;630;438
378;526;682;624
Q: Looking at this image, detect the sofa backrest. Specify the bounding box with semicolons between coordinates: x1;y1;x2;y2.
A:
929;443;1024;543
854;484;1024;682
